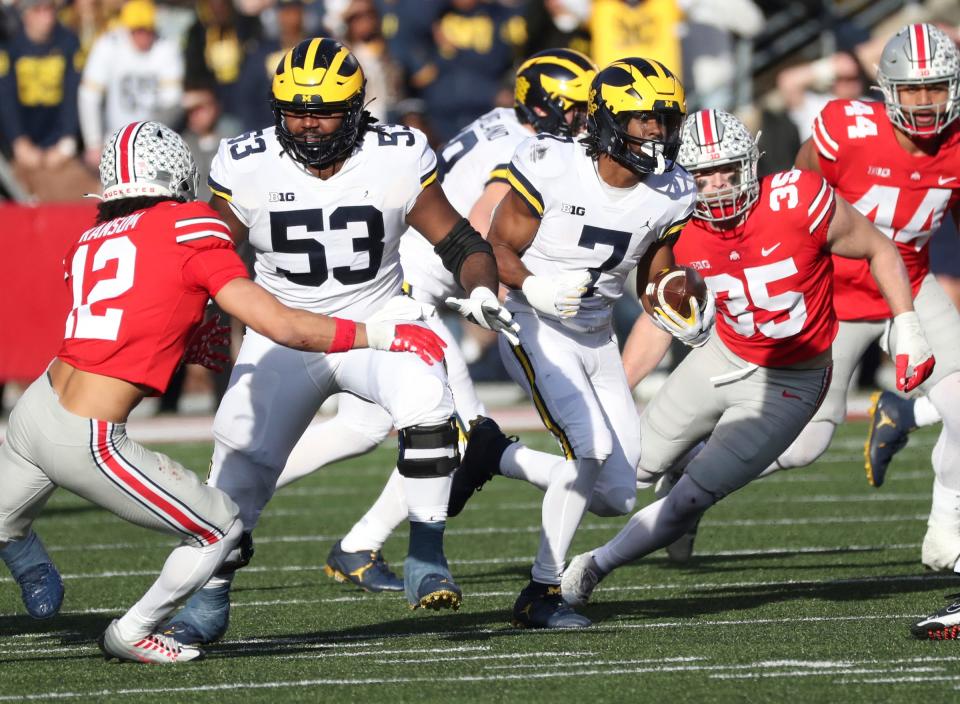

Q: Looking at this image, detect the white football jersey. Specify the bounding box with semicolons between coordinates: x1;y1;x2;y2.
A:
208;124;437;320
506;135;696;334
79;29;184;146
399;108;531;303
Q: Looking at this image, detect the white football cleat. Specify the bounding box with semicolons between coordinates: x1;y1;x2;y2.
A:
921;523;960;572
561;553;604;607
912;593;960;640
98;619;204;664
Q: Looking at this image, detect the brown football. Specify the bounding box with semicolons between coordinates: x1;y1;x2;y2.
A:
642;266;708;319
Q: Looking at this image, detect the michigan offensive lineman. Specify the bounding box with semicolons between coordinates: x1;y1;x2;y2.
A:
163;38;517;645
0;120;449;662
453;58;714;628
562;109;934;609
269;48;598;593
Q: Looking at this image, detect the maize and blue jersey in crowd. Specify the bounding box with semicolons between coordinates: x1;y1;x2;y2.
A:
0;23;80;147
422;3;525;141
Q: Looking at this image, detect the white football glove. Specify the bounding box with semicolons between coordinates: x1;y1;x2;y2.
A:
885;311;936;392
445;286;521;346
521;270;591;319
646;285;716;348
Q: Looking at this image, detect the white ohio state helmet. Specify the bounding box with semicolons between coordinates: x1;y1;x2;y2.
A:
877;23;960;136
678;109;760;225
99;121;198;202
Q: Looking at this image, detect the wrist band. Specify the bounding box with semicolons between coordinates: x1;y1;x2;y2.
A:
329;318;357;353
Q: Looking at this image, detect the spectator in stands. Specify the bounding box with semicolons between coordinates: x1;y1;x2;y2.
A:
183;0;262;126
590;0;683;76
679;0;763;111
0;0;98;200
78;0;183;169
377;0;445;100
776;49;868;141
233;0;307;132
419;0;527;141
522;0;591;58
60;0;118;68
328;0;402;122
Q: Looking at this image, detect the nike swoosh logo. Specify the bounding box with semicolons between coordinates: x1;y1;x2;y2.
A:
761;243;781;257
782;390;801;400
939;176;957;185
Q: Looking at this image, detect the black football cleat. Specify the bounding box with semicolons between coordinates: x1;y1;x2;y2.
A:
448;417;516;517
911;593;960;640
324;541;403;592
512;580;592;629
865;391;917;488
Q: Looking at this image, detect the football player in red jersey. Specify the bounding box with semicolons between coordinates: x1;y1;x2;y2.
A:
0;121;449;663
776;23;960;571
561;109;933;608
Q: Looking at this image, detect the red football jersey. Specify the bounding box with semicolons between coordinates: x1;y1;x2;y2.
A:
674;170;838;367
811;98;960;321
57;201;248;394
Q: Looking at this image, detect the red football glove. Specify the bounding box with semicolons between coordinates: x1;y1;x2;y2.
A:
889;312;936;392
365;322;447;365
184;315;231;373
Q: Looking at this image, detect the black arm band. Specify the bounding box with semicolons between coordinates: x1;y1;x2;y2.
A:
433;217;493;288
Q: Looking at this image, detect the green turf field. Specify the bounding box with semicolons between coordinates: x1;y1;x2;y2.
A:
2;422;958;702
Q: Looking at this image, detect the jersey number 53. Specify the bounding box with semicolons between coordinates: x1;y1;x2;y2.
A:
270;206;385;287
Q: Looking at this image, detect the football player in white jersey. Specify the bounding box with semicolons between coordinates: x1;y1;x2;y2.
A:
451;58;713;628
161;38;518;645
267;49;598;594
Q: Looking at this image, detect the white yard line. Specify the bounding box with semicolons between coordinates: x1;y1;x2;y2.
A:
0;542;922;584
0;658;948;701
32;514;929;554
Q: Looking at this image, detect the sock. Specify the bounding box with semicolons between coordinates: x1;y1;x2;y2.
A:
0;530;50;576
500;444;566;490
275;417;387;490
593;475;715;573
403;474;451;523
930;373;960;490
116;520;243;640
915;395;942;428
341;469;407;552
531;458;602;585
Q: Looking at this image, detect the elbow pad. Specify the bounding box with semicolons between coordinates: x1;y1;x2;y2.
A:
433;217;493;288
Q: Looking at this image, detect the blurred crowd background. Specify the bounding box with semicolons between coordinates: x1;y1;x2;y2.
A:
1;0;958;414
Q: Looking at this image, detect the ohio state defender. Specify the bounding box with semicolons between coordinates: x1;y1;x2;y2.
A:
779;23;960;573
0;121;448;664
561;109;932;608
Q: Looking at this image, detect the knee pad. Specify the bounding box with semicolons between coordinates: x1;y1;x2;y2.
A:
664;475;718;523
219;528;254;574
397;417;460;478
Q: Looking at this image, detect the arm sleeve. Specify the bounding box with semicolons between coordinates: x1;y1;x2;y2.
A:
0;47;23;142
